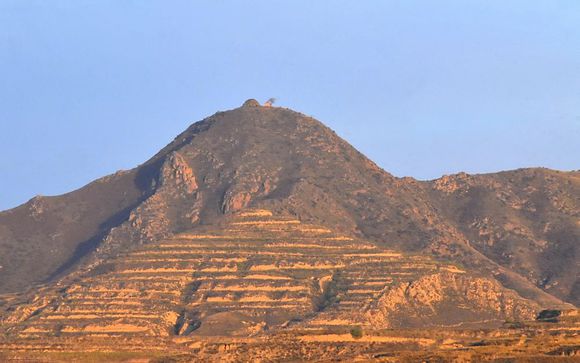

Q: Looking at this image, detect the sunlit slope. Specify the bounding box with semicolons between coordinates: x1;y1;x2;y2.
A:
2;210;538;350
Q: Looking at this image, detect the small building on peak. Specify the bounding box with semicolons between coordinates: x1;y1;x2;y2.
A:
242;99;260;107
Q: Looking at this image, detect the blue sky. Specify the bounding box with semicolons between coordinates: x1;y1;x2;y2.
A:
1;1;579;210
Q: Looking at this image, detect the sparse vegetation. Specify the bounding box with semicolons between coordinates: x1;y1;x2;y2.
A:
536;309;561;323
350;326;364;339
236;260;252;276
503;318;526;329
315;273;343;311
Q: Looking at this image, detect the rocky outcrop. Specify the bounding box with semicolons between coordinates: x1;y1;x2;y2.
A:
160;152;198;194
222;191;252;213
95;152;202;257
365;272;538;328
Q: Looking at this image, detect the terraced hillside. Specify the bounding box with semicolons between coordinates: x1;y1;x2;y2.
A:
1;209;538;352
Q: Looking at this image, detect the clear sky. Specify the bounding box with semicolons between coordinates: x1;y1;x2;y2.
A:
1;1;579;211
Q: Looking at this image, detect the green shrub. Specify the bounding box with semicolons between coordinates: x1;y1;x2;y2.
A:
350;326;363;339
536;309;562;323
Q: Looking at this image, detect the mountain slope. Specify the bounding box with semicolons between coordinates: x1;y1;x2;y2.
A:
1;210;541;343
0;99;577;318
0;169;149;294
427;169;579;305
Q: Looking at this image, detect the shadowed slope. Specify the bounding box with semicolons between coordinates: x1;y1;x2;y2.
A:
0;170;149;294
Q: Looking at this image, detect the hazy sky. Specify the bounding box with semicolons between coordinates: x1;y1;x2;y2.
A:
1;1;579;210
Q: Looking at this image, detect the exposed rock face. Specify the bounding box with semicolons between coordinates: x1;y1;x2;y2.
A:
222;190;252;213
365;272;538;328
92;151;202;262
161;152;198;194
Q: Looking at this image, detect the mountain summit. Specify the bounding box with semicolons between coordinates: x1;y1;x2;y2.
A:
0;101;578;357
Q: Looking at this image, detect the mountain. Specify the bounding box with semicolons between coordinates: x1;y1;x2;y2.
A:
427;169;579;305
0;100;578;359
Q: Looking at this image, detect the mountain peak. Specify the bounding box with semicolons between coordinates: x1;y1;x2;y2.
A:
159;100;346;168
